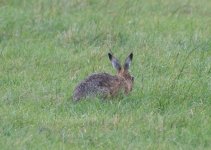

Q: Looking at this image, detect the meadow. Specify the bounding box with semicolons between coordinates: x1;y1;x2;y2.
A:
0;0;211;149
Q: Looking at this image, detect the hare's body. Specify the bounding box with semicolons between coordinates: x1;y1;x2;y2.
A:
73;53;134;101
73;73;119;101
73;73;129;101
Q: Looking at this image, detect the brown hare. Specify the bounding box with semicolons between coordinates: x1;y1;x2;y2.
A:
73;53;134;101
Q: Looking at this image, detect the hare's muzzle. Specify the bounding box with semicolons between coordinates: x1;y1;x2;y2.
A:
131;76;134;82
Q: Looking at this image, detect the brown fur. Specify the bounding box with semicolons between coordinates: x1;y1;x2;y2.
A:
73;53;134;101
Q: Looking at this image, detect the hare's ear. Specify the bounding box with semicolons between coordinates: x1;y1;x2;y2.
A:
108;53;121;71
124;53;133;70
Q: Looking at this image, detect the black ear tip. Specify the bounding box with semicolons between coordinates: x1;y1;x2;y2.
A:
130;53;133;59
108;53;112;60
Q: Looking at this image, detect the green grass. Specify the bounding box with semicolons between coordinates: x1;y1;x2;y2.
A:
0;0;211;149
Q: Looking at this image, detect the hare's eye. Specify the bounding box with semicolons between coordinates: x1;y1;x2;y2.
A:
131;76;134;82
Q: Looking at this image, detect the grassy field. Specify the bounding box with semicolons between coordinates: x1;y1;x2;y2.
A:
0;0;211;149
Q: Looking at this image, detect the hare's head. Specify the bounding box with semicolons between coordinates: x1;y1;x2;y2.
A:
108;52;134;92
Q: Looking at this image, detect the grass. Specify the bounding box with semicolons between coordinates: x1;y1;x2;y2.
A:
0;0;211;149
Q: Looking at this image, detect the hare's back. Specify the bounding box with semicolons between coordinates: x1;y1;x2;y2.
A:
73;73;120;100
85;73;119;84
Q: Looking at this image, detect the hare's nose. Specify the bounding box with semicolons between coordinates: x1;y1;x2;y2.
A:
131;76;134;82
